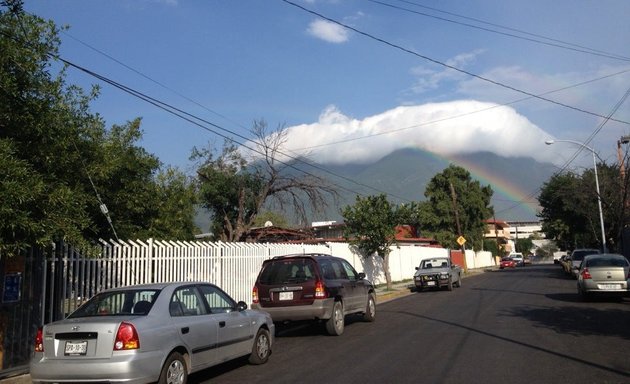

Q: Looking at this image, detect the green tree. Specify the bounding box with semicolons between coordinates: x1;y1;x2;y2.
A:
515;237;534;254
90;119;197;240
538;163;620;252
536;242;558;260
421;165;494;251
342;194;399;290
194;120;337;241
0;4;197;253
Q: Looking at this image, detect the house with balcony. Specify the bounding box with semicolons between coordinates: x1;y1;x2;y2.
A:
484;219;512;254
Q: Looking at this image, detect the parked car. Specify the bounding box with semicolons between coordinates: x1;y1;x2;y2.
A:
251;253;376;336
577;253;630;300
413;257;462;291
30;282;274;384
568;248;601;278
499;257;517;269
508;252;524;266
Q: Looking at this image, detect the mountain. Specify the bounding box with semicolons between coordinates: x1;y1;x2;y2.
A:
194;149;556;232
302;148;555;223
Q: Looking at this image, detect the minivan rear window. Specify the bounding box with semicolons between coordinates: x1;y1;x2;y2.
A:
259;258;316;284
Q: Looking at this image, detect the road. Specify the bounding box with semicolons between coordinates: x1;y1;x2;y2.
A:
190;264;630;384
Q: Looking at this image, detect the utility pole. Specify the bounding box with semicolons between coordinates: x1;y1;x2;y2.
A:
617;136;630;181
449;181;468;271
449;181;462;240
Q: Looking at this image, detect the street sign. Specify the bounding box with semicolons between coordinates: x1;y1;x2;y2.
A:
456;236;466;246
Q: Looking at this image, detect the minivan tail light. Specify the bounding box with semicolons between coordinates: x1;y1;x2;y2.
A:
581;268;592;280
114;322;139;350
315;280;327;299
252;286;259;304
35;327;44;352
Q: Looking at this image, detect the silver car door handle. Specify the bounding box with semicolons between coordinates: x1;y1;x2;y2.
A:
181;327;189;334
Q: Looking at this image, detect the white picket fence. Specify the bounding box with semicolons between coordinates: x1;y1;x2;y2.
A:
46;239;496;320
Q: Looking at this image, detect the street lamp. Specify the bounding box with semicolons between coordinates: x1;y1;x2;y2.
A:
545;139;607;252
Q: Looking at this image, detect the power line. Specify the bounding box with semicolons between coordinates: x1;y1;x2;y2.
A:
370;0;630;62
294;68;630;152
50;52;413;203
281;0;630;127
4;12;415;203
55;25;254;137
496;85;630;217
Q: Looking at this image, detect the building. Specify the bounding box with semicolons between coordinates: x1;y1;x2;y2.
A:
484;219;512;253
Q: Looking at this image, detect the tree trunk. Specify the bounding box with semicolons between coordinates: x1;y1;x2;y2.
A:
383;252;392;291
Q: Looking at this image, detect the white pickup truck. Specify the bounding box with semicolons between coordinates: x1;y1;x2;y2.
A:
413;257;463;291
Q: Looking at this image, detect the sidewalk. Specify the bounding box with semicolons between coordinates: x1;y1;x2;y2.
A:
375;280;415;303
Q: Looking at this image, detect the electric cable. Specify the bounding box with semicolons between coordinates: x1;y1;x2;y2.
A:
281;0;630;126
370;0;630;62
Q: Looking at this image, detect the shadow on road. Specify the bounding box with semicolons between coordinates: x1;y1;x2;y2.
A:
501;303;630;340
388;309;630;380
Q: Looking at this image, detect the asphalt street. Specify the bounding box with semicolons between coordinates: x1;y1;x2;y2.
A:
190;264;630;384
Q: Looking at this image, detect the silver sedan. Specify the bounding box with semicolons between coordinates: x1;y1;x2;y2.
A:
30;282;274;384
577;254;630;300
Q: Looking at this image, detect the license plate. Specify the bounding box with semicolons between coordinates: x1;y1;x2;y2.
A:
598;284;621;290
64;341;87;355
426;281;436;286
279;291;293;300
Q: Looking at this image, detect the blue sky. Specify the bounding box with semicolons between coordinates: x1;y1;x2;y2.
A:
23;0;630;176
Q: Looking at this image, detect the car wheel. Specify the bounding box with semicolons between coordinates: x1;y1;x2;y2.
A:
325;301;344;336
447;277;453;291
363;294;376;322
158;352;187;384
248;328;271;365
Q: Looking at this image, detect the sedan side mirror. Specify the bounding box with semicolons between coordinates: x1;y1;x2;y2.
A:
358;272;366;280
236;301;248;311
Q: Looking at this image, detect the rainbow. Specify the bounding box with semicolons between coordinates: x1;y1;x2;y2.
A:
419;149;541;220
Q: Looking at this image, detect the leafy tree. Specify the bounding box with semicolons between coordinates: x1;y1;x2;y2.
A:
194;120;337;241
421;165;494;251
89;119;197;241
342;194;399;290
482;239;499;257
0;4;197;253
536;242;558;260
538;162;620;252
515;237;534;255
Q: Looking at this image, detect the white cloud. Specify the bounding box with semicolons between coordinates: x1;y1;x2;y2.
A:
307;19;349;43
266;101;555;165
